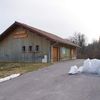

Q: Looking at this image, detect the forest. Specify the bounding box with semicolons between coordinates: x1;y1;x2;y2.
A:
70;33;100;59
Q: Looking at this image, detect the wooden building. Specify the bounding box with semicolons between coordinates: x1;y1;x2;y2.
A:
0;22;79;63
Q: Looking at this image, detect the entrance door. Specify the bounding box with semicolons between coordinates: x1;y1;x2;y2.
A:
53;47;59;62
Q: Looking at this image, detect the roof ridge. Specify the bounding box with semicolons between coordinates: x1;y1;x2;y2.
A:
0;21;79;47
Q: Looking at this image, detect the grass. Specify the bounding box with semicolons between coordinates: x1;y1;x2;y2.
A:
0;62;51;78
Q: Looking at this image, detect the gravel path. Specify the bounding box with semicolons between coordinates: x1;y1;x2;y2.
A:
0;59;100;100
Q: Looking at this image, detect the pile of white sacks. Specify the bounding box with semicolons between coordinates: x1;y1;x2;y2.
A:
68;59;100;75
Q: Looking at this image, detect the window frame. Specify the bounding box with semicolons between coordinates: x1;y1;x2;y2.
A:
22;46;26;52
29;46;33;52
35;45;39;52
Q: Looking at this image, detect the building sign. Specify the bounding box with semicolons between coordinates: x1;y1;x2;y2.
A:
14;31;28;38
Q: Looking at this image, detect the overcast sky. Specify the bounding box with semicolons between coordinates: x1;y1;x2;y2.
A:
0;0;100;43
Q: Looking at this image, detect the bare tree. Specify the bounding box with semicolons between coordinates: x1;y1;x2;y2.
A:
85;39;100;59
70;32;86;58
70;33;100;59
70;32;86;46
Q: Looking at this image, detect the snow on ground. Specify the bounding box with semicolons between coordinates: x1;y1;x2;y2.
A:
0;73;20;83
68;59;100;75
68;65;78;75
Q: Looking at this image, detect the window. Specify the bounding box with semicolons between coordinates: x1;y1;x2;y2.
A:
29;46;32;52
35;45;39;51
22;46;25;52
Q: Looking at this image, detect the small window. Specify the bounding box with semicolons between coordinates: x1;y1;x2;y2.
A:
35;45;39;51
22;46;25;52
29;46;32;52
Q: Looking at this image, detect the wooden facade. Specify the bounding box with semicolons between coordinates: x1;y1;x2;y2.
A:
0;22;78;63
50;43;77;62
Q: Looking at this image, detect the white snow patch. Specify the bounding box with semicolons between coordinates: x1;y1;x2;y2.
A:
69;59;100;75
82;59;100;74
78;66;83;73
68;65;78;75
0;73;20;83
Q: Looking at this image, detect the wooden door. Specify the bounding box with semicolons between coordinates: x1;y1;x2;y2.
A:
53;47;58;62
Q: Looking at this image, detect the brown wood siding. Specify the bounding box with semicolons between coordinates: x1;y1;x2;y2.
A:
70;48;77;59
0;26;51;62
53;47;59;62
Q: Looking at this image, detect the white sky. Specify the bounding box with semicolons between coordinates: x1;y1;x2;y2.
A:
0;0;100;43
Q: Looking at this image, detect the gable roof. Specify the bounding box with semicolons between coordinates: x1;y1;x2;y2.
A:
0;21;79;47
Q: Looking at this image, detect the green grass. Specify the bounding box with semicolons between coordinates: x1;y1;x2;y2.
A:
0;62;51;78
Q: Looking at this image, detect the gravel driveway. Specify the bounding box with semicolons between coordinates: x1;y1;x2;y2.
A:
0;59;100;100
